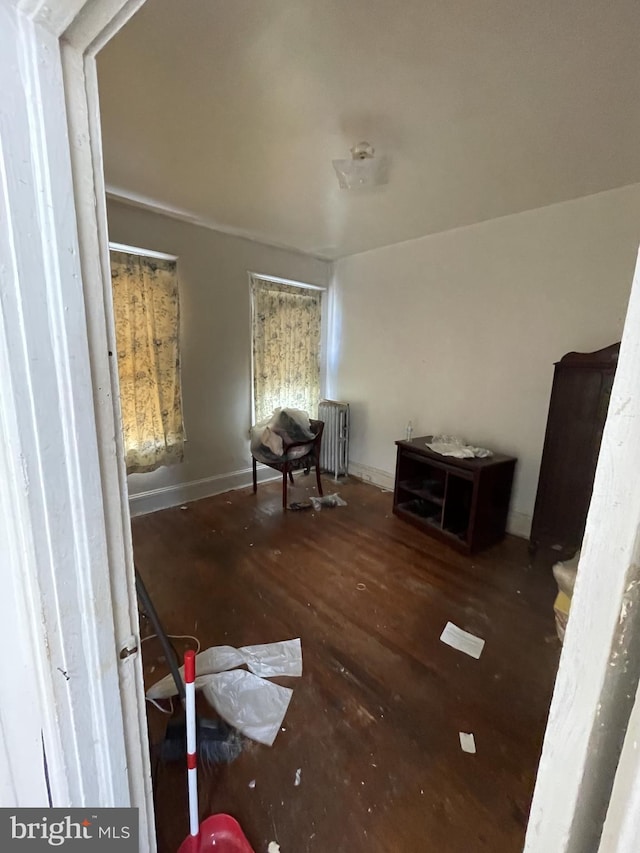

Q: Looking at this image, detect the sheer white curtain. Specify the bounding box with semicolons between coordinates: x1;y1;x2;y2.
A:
110;250;185;473
251;276;323;423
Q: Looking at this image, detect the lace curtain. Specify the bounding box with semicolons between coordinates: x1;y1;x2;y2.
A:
110;250;184;474
251;277;322;423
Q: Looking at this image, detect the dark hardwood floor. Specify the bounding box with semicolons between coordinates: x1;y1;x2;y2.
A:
132;476;560;853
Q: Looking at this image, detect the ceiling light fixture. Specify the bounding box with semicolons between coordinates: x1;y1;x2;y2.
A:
332;142;389;190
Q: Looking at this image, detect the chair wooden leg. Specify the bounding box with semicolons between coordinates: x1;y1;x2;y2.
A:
288;470;294;485
252;457;257;494
315;462;323;496
282;466;288;509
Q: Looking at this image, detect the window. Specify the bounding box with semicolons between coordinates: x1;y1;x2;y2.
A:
110;248;185;474
250;274;323;424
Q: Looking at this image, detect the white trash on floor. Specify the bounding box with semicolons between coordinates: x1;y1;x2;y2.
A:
309;493;347;510
440;622;485;659
200;669;293;747
459;732;477;754
146;638;302;746
147;638;302;699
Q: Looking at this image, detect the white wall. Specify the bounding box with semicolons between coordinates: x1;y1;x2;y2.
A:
333;184;640;536
106;200;331;512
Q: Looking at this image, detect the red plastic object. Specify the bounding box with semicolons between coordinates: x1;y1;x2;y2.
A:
178;814;255;853
184;649;196;683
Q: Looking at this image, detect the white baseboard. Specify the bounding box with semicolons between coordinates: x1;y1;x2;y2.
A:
128;465;279;517
349;460;532;540
506;510;532;539
130;459;534;538
348;461;396;492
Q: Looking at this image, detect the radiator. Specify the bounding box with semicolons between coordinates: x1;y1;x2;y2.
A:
318;400;350;479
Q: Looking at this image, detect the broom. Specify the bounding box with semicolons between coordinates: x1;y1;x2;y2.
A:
135;566;242;765
178;650;255;852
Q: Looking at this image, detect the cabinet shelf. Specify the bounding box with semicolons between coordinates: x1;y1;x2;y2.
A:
396;498;443;524
397;479;446;506
393;437;516;554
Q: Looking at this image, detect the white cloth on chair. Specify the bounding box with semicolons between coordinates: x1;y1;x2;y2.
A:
251;408;314;461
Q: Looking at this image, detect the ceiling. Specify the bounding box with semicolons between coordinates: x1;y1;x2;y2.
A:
97;0;640;260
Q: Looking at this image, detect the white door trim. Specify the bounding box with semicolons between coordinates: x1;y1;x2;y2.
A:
598;678;640;852
525;250;640;853
0;0;154;846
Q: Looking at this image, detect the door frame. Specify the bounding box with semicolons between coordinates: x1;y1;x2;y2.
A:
524;249;640;853
0;0;154;847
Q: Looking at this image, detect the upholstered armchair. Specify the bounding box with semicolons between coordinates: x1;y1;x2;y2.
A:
252;418;324;509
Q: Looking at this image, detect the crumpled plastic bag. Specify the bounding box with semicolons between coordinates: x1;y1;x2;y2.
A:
147;638;302;700
425;435;493;459
200;669;293;746
309;493;347;510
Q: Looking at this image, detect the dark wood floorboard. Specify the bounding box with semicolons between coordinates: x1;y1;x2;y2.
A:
132;476;560;853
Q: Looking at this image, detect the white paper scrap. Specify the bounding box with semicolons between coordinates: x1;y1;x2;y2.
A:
268;844;281;853
459;732;476;754
294;768;301;786
440;622;485;659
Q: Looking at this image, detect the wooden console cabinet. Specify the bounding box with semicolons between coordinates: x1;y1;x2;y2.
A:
393;437;517;554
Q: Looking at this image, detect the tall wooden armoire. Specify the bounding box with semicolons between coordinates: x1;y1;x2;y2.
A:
529;343;619;560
